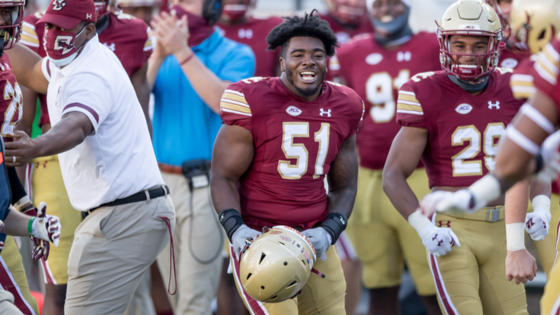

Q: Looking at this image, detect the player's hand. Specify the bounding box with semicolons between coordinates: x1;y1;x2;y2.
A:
525;209;551;241
506;249;537;284
20;202;53;261
421;225;461;257
538;130;560;182
151;11;190;59
420;190;475;217
31;202;61;248
4;131;39;167
302;227;331;261
231;225;261;260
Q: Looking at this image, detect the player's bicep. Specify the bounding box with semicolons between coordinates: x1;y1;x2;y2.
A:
327;134;357;191
384;126;428;178
212;124;254;182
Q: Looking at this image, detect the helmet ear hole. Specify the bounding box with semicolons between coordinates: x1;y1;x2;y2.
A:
538;29;546;40
286;280;298;288
259;253;266;264
246;273;252;280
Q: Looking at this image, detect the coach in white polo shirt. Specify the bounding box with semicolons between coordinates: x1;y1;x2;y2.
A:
3;0;175;313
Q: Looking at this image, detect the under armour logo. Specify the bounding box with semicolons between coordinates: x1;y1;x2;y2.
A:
238;29;253;39
488;101;500;110
52;0;66;10
86;13;92;19
319;108;331;117
438;221;451;228
432;234;438;241
103;42;116;52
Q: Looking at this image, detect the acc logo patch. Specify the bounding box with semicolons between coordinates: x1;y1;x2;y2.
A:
286;106;302;116
366;53;383;65
500;58;518;69
455;103;473;115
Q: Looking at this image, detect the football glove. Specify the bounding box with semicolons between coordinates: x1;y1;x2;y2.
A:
30;202;61;251
302;227;331;261
231;224;261;260
420;190;474;217
409;210;460;257
525;210;551;242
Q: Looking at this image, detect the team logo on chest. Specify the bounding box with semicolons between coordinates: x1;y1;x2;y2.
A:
455;103;473;115
488;101;500;110
286;106;302;116
365;53;383;65
52;0;66;10
319;108;331;117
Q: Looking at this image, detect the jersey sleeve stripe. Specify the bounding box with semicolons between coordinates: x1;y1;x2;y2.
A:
535;58;557;85
397;104;423;112
397;100;421;107
222;93;248;105
22;22;35;32
398;90;416;96
221;99;249;108
397;93;420;104
20;35;39;46
220;102;252;114
545;43;560;65
224;89;245;97
396;109;423;116
221;108;252;117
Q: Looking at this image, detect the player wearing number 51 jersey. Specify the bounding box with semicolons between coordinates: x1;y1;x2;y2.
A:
332;0;441;311
383;1;538;314
212;12;364;315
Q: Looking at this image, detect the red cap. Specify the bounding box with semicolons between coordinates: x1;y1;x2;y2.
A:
37;0;97;30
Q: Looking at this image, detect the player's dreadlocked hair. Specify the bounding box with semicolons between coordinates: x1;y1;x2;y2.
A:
266;10;339;58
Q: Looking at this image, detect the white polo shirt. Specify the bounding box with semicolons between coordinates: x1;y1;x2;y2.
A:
41;34;163;211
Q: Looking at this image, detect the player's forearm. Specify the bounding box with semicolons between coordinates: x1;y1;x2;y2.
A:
34;112;92;158
505;179;530;224
6;44;48;94
147;55;164;91
210;177;241;214
174;48;230;113
326;135;358;219
131;67;153;138
382;169;420;218
3;208;32;237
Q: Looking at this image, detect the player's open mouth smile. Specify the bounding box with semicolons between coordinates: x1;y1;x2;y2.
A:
299;70;317;83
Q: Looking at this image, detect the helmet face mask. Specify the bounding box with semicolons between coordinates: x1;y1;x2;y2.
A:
326;0;367;26
0;1;23;51
239;226;317;303
438;0;502;81
94;0;118;18
509;0;560;54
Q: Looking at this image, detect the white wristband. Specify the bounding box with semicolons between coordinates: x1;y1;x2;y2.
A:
532;195;551;212
506;223;526;251
408;210;434;240
468;175;502;209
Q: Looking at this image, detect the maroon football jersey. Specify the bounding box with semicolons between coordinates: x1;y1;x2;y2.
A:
21;10;153;126
396;70;524;188
0;55;22;142
217;16;282;77
334;32;440;170
498;46;531;69
220;77;364;230
320;13;374;45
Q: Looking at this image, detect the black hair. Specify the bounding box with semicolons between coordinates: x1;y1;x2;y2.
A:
266;10;339;58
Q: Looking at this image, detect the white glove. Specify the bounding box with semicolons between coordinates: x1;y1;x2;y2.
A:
525;196;552;241
420;190;474;217
31;202;61;247
231;225;261;260
409;211;460;257
302;227;331;261
539;131;560;182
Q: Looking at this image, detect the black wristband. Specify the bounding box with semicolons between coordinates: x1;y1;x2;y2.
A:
320;212;347;245
218;209;245;243
535;152;544;174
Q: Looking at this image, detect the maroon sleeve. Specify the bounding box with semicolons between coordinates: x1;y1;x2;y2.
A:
396;82;426;128
531;41;560;105
219;82;252;131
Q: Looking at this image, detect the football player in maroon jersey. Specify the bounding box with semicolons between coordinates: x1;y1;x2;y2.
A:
332;0;441;313
383;1;542;314
17;1;155;314
216;0;282;77
211;11;364;314
119;0;160;24
320;0;373;45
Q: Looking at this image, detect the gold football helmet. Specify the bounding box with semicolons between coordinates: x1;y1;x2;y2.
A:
510;0;560;54
239;226;317;303
438;0;503;80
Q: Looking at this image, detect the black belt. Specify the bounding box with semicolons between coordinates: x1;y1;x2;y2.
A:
83;185;170;219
